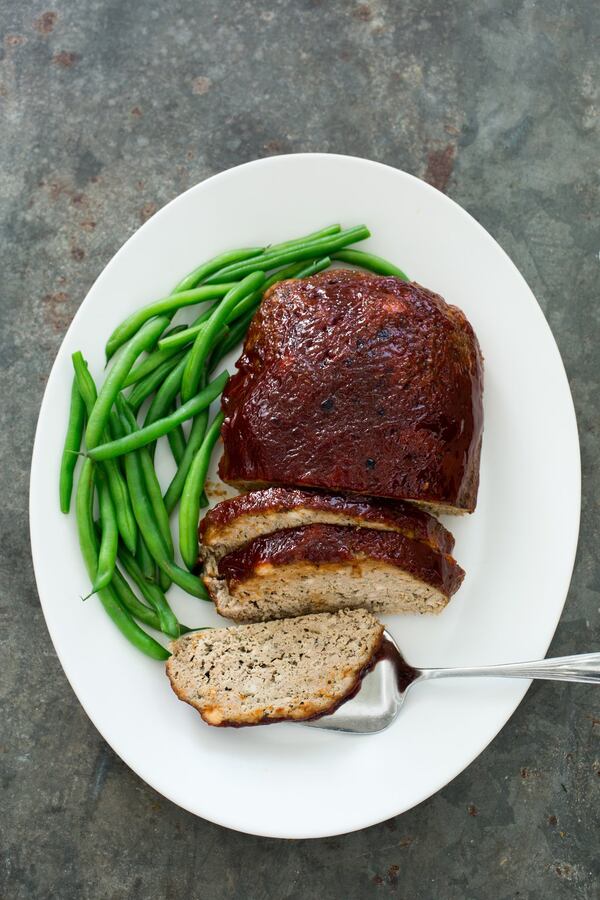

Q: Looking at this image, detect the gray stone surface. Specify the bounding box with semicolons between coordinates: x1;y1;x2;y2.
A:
1;0;599;897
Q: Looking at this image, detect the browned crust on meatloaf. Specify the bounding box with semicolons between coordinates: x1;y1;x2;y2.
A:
199;487;455;554
218;270;484;512
217;524;465;598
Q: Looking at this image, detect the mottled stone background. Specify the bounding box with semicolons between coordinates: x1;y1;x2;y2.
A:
2;1;599;898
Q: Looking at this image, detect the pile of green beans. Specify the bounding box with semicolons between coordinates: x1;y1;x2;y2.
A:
59;222;408;660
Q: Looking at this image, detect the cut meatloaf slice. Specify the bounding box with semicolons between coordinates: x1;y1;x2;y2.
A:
166;609;384;726
219;270;484;514
205;523;465;623
199;487;455;562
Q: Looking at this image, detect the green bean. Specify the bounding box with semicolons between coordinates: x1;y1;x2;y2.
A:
332;248;409;280
156;302;220;353
140;451;173;592
86;316;171;449
294;256;332;279
116;404;208;598
117;541;179;638
179;412;225;570
266;224;341;254
203;225;370;284
135;531;156;582
172;247;265;295
89;370;229;460
157;317;230;356
76;458;169;660
157;322;207;354
72;353;137;554
206;263;318;370
219;257;332;337
145;353;189;427
118;398;175;591
109;561;162;631
166;416;186;466
59;376;86;513
105;284;235;360
127;350;187;413
111;564;194;633
260;260;311;289
83;473;118;598
181;273;263;402
209;311;256;371
163;408;209;514
123;324;188;387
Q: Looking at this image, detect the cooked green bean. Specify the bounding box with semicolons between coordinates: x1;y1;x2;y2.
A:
145;353;189;428
89;370;229;460
166;415;186;466
181;273;263;402
72;353;137;554
123;324;188;387
221;256;333;334
135;530;156;582
141;450;173;589
109;561;162;631
127;350;187;412
116;403;208;598
260;260;312;288
157;315;232;355
206;261;336;373
266;224;341;254
59;376;86;513
163;408;209;514
111;564;194;633
157;322;206;354
118;398;175;591
105;284;235;360
179;412;225;570
76;457;96;572
83;474;118;597
156;302;220;353
209;310;256;370
332;248;409;280
76;458;169;660
117;541;179;638
86;317;170;449
204;225;370;285
172;247;265;294
293;256;332;279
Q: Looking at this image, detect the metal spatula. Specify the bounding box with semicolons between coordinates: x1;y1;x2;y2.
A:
305;629;600;734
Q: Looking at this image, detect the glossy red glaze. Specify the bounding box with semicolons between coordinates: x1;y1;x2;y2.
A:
219;270;483;511
199;486;455;554
217;524;465;598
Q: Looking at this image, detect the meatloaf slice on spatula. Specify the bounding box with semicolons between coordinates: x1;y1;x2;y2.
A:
166;609;384;726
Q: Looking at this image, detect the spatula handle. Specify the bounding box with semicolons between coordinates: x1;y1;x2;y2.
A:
420;653;600;685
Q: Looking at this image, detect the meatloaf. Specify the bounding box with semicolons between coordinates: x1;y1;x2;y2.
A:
199;486;455;561
204;523;465;622
219;270;484;514
166;609;384;726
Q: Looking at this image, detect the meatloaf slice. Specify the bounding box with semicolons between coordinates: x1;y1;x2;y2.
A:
205;524;465;622
199;487;455;561
166;609;384;726
219;270;484;514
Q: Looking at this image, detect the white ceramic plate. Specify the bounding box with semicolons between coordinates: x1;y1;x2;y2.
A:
30;154;580;839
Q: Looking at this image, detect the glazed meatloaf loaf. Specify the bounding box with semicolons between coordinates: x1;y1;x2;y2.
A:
199;486;455;561
166;609;384;726
219;270;484;514
204;523;465;622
